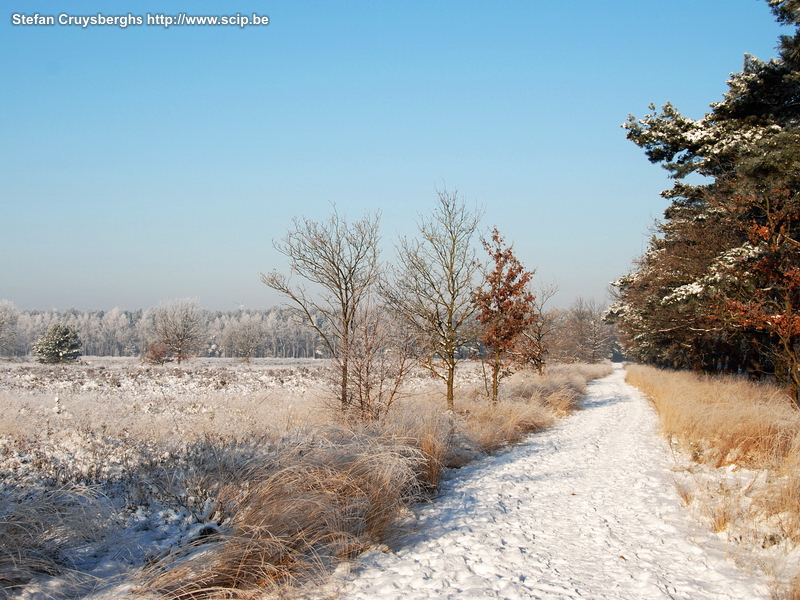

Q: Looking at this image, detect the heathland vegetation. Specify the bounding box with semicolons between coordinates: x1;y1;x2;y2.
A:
0;358;612;598
625;365;800;597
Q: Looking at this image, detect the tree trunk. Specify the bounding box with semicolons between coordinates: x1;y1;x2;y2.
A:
446;359;455;411
781;335;800;407
341;353;349;411
492;359;500;403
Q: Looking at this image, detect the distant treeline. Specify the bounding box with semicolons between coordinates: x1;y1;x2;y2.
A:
0;304;324;359
0;298;618;364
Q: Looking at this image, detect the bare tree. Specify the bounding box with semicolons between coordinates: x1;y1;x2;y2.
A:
384;187;483;411
522;282;559;374
262;209;381;410
550;297;614;363
0;301;20;357
145;299;209;364
345;300;419;420
223;313;267;362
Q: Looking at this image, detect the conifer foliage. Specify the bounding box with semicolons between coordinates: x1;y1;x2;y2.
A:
473;228;540;402
610;0;800;403
32;323;82;363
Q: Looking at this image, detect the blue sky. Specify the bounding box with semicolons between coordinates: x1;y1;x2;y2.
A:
0;0;790;311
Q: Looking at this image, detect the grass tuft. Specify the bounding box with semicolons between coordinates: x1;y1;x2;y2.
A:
138;431;423;599
0;485;111;591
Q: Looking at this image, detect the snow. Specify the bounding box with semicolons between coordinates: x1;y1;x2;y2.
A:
309;365;770;600
2;362;775;599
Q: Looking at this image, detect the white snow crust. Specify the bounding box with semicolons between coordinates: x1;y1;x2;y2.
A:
311;365;769;600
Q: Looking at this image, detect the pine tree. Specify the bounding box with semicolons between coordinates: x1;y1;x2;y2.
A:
612;0;800;394
33;324;82;363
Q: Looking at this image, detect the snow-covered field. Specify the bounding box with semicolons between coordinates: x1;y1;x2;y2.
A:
308;365;771;600
0;357;575;599
1;358;335;600
1;361;780;599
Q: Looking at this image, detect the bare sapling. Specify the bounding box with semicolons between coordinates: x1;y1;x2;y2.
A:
262;208;381;412
345;300;420;421
384;187;483;411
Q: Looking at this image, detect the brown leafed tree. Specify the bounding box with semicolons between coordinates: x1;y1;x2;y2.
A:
717;187;800;403
473;228;539;402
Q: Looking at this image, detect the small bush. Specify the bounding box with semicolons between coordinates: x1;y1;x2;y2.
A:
32;324;82;363
141;342;173;365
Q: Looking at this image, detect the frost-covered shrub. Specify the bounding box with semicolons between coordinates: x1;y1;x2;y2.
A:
32;324;82;363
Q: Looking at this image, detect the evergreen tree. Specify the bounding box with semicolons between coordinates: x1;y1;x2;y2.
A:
612;0;800;399
32;324;82;363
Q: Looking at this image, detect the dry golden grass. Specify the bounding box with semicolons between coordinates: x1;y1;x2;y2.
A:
505;364;612;417
773;573;800;600
380;401;455;489
625;364;798;469
137;431;423;599
625;363;800;596
0;486;111;590
671;476;694;507
457;397;555;453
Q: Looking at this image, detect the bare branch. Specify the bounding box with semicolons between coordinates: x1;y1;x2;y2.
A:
262;209;381;410
383;187;483;410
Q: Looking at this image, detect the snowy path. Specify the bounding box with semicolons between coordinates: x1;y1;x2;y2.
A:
316;365;768;600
